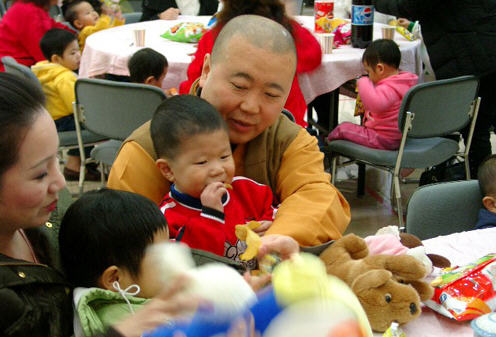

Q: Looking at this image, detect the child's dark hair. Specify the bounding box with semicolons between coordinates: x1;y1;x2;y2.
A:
478;155;496;197
128;48;168;83
151;95;228;159
362;39;401;68
39;28;78;61
59;188;168;287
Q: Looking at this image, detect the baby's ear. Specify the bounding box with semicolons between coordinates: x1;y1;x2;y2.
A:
483;196;496;213
156;158;174;182
73;19;84;30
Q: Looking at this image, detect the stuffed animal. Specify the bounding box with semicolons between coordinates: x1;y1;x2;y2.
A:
319;234;434;332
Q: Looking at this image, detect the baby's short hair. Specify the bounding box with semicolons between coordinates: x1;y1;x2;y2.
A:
362;39;401;69
59;188;168;287
40;28;78;61
478;155;496;197
63;0;89;27
151;95;228;160
128;48;168;83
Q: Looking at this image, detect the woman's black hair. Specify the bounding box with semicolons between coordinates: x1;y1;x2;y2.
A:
59;188;168;287
0;73;45;182
217;0;293;34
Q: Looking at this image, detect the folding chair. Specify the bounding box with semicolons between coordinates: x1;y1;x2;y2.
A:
1;56;43;90
327;75;481;228
73;78;166;194
406;180;482;240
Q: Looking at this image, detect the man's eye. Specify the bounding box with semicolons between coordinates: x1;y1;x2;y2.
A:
232;83;246;90
195;161;207;165
266;92;280;98
35;172;48;180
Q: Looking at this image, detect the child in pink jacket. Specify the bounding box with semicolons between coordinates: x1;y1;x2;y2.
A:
328;39;418;150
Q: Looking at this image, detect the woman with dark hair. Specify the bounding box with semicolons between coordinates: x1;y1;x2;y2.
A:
0;73;197;336
0;0;75;71
178;0;322;127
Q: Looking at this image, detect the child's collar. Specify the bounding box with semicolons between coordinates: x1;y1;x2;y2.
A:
170;184;229;210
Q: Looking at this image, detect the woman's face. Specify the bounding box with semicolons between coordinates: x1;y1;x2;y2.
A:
0;110;65;232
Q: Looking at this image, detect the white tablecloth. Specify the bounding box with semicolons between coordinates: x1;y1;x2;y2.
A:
371;227;496;337
79;16;421;103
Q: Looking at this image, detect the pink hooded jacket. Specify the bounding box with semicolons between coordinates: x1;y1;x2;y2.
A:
358;71;418;142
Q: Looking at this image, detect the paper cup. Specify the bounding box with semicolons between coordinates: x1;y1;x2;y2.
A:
381;26;395;40
134;29;146;47
316;33;334;54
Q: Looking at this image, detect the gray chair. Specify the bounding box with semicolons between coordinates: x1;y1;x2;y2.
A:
123;12;142;24
406;180;482;240
1;56;106;171
73;78;166;193
1;56;43;91
328;75;481;228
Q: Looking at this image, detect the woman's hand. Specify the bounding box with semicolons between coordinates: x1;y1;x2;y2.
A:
159;7;180;20
113;275;197;337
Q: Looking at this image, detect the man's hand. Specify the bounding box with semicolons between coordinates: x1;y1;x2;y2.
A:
397;18;411;28
159;7;180;20
257;234;299;261
200;182;227;212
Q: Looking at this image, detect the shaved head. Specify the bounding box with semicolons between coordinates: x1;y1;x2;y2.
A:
211;14;297;69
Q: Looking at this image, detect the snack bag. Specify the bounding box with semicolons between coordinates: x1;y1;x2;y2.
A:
161;22;207;43
425;253;496;321
332;22;351;48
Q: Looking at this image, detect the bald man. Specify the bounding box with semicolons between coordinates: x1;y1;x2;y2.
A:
108;15;350;247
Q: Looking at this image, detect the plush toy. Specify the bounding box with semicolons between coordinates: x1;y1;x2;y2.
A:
319;234;434;332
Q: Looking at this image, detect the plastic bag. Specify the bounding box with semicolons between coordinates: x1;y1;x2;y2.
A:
161;22;207;43
425;254;496;321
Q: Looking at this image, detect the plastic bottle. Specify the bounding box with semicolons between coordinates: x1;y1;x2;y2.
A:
351;0;374;48
314;0;334;33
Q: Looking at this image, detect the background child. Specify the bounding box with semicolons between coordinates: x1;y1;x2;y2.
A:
475;155;496;229
32;28;100;181
151;95;276;261
59;188;171;335
328;39;418;150
127;47;177;95
63;0;125;50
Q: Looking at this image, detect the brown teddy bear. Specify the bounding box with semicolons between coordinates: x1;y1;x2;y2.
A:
319;233;434;332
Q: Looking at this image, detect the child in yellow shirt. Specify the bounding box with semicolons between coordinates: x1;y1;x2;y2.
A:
32;28;101;181
64;0;125;50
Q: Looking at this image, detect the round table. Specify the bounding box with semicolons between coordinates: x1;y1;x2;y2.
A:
79;15;421;103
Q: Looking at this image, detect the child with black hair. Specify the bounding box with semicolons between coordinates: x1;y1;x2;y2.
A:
128;47;170;90
475;155;496;229
151;95;276;261
32;28;100;181
59;188;171;336
63;0;124;50
328;39;418;150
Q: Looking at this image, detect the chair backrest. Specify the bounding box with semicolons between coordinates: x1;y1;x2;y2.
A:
75;78;166;141
398;75;479;138
405;180;482;240
123;12;142;24
1;56;44;92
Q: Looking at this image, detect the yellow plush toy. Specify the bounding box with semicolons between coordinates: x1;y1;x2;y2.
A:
319;234;434;332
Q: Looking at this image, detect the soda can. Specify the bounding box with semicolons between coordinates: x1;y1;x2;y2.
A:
314;0;334;33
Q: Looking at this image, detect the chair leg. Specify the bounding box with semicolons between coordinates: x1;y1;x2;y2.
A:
357;163;366;197
99;162;105;188
393;174;405;230
331;156;338;185
78;163;85;196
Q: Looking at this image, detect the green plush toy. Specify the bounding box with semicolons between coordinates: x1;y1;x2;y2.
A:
161;22;207;43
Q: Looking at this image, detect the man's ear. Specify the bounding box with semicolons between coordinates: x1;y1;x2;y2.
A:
199;53;211;88
156;158;175;182
483;196;496;213
98;266;120;291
